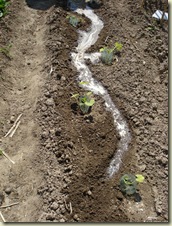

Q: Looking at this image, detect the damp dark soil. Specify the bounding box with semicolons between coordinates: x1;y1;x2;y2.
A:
0;0;168;222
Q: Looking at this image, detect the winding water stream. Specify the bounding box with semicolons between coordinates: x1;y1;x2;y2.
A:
71;6;131;178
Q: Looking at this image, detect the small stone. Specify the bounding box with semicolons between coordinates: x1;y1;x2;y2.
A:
49;129;55;135
45;98;54;106
61;76;66;81
46;214;55;221
41;131;49;139
10;116;15;124
139;96;146;104
139;164;146;171
145;117;153;125
73;214;79;221
155;205;162;214
69;171;73;175
67;141;74;149
5;187;12;195
51;202;59;210
161;157;168;165
152;102;157;110
59;218;65;222
45;92;51;98
58;91;64;97
87;190;92;196
41;106;48;112
46;143;51;149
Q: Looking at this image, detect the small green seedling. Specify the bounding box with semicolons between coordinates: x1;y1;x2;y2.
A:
120;174;144;195
100;47;114;65
71;91;95;114
114;42;123;53
0;0;9;18
100;42;123;65
0;44;12;59
66;14;84;28
0;149;2;156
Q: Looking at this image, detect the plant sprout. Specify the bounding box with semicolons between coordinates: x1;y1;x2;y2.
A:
71;91;95;114
66;14;84;28
100;42;123;65
120;174;144;195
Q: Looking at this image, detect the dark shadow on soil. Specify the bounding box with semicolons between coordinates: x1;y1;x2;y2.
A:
25;0;102;11
25;0;67;10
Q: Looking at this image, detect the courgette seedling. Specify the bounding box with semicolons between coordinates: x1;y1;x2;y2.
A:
120;174;144;196
71;91;95;114
0;0;9;18
66;14;84;28
100;42;123;65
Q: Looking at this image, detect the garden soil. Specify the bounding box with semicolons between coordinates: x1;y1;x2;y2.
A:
0;0;168;222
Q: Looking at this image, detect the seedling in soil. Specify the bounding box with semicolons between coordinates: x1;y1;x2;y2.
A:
0;0;9;18
119;174;144;201
71;91;95;114
66;14;84;28
100;42;123;65
0;44;12;59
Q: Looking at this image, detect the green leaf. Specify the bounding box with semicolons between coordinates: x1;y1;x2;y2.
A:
0;149;3;155
79;81;89;85
99;48;104;52
135;174;145;183
86;92;92;96
114;42;123;52
71;93;79;98
85;99;95;106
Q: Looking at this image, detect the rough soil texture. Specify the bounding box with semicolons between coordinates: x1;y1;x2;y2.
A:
0;0;168;223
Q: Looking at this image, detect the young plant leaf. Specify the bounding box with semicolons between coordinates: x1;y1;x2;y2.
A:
135;174;145;183
71;94;79;98
0;149;3;155
114;42;123;52
85;99;95;106
99;48;104;52
79;81;89;85
86;91;92;96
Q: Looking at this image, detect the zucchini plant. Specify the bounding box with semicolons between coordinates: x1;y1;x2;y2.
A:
100;42;123;65
71;91;95;114
66;14;84;28
120;174;144;195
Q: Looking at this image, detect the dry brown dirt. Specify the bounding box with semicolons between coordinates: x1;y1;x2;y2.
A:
0;0;168;222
